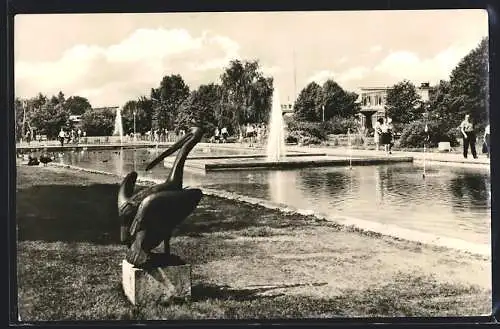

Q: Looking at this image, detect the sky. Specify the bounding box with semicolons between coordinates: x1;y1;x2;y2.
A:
14;10;488;108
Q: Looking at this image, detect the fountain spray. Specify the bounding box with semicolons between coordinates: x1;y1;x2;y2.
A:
266;89;287;162
113;107;124;145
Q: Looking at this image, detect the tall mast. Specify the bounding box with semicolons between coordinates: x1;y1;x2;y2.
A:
22;100;27;142
293;49;297;102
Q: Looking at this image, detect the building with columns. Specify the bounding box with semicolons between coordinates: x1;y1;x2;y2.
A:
281;102;294;117
358;82;431;132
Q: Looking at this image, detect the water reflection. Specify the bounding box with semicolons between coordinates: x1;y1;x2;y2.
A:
114;150;124;177
450;173;490;210
268;171;305;207
297;169;350;200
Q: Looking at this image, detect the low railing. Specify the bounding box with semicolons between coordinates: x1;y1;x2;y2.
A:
17;133;183;147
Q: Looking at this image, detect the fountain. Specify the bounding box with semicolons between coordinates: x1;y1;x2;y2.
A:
113;107;124;144
266;89;287;162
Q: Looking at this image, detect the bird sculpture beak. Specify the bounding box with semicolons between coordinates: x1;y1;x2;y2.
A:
145;132;193;171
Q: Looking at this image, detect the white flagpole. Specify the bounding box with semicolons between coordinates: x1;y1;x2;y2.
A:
348;128;352;170
423;124;428;179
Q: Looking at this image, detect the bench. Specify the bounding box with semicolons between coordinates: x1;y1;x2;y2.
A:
438;141;452;152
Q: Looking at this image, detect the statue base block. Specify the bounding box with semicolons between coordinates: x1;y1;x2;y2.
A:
121;257;191;305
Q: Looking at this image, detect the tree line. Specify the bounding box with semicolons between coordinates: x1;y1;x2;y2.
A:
387;38;488;147
16;59;275;140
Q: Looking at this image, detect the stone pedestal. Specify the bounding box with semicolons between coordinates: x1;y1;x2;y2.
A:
122;258;192;305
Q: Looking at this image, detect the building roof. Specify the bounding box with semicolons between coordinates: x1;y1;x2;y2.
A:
92;106;119;111
359;87;392;91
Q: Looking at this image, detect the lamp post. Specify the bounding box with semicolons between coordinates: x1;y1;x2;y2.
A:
322;105;325;122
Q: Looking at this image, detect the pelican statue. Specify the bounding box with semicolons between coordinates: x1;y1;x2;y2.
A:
117;126;203;268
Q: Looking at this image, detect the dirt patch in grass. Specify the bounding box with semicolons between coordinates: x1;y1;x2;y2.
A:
15;165;492;320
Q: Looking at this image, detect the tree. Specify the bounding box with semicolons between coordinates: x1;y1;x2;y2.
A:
248;76;274;124
321;79;360;120
29;100;70;139
294;82;323;121
136;96;154;132
428;80;454;123
121;99;152;135
152;75;190;131
385;80;422;124
80;108;115;136
176;83;221;134
15;98;26;141
65;96;92;115
448;37;489;128
219;59;274;135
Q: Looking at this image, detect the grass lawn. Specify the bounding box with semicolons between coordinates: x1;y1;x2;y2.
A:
16;164;491;321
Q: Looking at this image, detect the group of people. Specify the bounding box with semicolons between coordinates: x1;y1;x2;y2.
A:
58;127;85;146
147;128;171;143
373;117;394;155
211;126;229;143
210;123;269;146
243;123;268;147
371;113;490;159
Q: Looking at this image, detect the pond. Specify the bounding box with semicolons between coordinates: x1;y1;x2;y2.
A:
56;147;491;246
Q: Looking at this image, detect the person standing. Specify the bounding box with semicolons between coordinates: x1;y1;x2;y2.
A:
214;127;220;143
25;130;31;145
483;123;490;158
374;117;384;151
386;117;394;154
460;114;477;159
221;126;228;143
58;128;66;147
380;118;391;155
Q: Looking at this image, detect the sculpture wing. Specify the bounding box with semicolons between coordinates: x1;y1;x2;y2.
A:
129;188;203;237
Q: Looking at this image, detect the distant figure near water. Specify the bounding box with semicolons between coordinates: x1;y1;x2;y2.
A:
58;128;66;147
483;124;490;158
460;114;477;159
374;118;384;151
221;127;228;143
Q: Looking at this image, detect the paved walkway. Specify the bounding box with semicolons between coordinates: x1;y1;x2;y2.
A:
195;142;490;167
287;145;491;166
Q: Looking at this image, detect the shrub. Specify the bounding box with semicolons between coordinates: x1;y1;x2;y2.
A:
286;130;322;146
322;116;360;135
286;135;298;144
287;120;327;140
301;136;322;145
351;134;365;146
398;120;458;148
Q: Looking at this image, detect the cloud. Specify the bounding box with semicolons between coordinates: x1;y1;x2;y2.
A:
15;28;242;107
337;56;348;64
306;66;370;90
261;65;281;76
373;42;478;84
369;45;383;53
338;66;370;83
306;70;336;85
